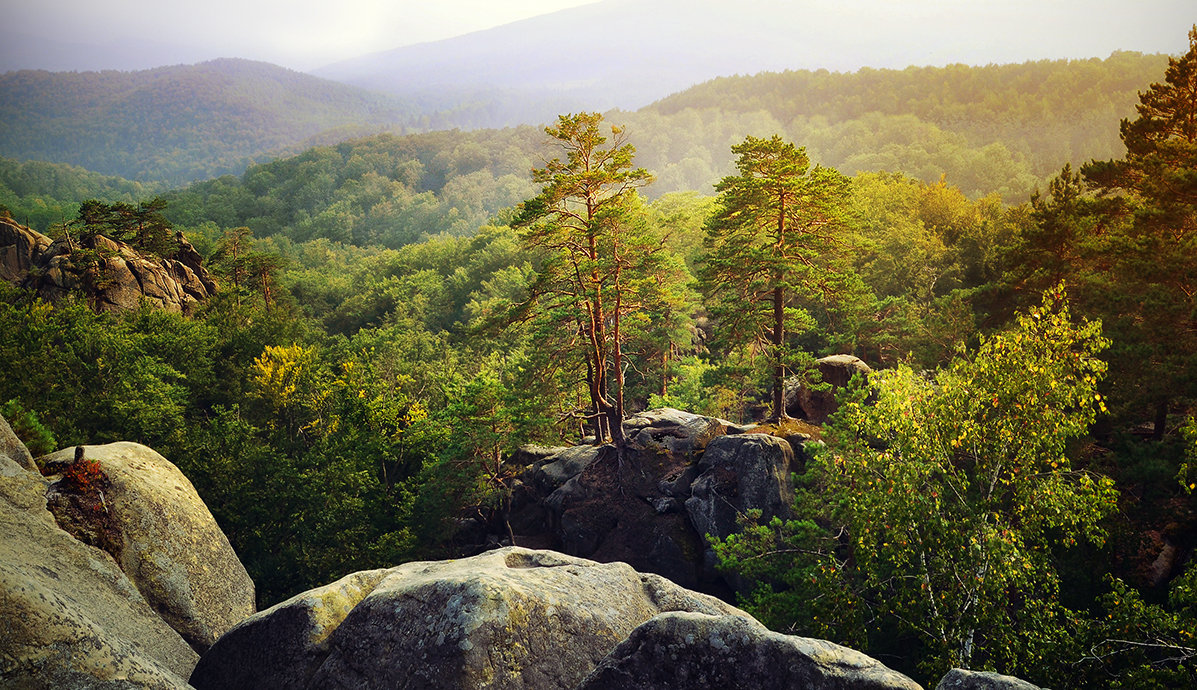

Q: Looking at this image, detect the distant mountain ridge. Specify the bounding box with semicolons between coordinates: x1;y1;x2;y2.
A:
0;58;413;185
315;0;1194;129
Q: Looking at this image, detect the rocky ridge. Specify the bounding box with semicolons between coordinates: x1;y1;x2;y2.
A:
0;408;1045;689
0;215;216;314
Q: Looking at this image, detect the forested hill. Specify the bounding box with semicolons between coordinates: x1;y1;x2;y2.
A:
625;52;1170;200
148;52;1170;250
0;58;413;185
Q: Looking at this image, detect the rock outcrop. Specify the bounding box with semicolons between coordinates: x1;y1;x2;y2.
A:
187;568;390;690
0;216;216;315
0;434;198;688
500;409;806;594
191;547;920;690
42;442;255;653
685;433;795;545
578;611;922;690
935;669;1042;690
787;354;872;423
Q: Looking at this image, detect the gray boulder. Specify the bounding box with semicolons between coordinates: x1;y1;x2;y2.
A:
0;452;197;688
532;444;604;493
578;611;922;690
685;433;795;544
191;547;745;690
935;668;1042;690
189;569;390;690
43;442;255;653
625;407;744;456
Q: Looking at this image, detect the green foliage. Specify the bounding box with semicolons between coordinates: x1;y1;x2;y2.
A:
647;52;1168;199
512;112;667;447
0;157;159;233
0;59;415;185
0;398;57;459
162;131;539;251
69;197;179;257
1073;568;1197;687
1080;26;1197;437
699;135;854;419
715;287;1118;683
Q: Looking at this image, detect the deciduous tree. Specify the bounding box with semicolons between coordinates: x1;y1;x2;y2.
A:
715;287;1118;683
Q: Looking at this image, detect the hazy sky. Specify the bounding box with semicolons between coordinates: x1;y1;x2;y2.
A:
3;0;1193;73
5;0;600;71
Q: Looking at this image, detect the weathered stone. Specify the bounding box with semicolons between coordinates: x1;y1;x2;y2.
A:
0;217;52;283
578;611;923;690
189;569;389;690
43;442;255;653
787;354;872;424
0;459;197;687
0;411;36;472
935;668;1041;690
625;407;732;456
685;433;795;544
192;547;745;690
0;217;217;315
532;444;604;493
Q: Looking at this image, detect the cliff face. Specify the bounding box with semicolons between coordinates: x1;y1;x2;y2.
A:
0;216;217;315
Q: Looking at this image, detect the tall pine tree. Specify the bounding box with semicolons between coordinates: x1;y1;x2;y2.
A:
699;135;853;420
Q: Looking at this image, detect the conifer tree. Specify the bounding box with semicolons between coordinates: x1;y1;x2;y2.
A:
699;135;852;420
1083;25;1197;436
512;113;656;453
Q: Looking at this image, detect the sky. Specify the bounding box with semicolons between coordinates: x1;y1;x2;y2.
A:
3;0;601;71
2;0;1193;74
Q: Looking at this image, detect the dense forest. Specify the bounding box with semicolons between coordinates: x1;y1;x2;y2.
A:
2;31;1195;689
0;52;1169;202
0;59;413;184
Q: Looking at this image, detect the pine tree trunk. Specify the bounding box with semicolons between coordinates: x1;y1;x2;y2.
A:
772;284;788;420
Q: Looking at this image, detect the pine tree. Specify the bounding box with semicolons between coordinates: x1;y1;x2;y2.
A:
1082;26;1197;436
512;113;655;453
699;135;853;420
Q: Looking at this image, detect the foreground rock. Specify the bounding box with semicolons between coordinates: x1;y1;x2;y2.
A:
43;442;255;653
0;215;217;315
935;668;1042;690
188;569;390;690
192;547;919;690
0;440;197;687
578;611;922;690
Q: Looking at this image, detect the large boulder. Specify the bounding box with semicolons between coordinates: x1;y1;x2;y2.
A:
0;216;52;283
935;668;1041;690
504;410;795;594
578;611;922;690
188;568;390;690
685;433;795;544
0;451;197;688
787;354;872;424
43;442;255;653
191;547;747;690
531;444;604;494
624;407;746;457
